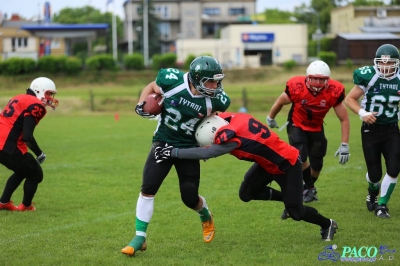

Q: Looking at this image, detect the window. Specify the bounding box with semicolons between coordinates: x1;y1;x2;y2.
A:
158;22;171;39
229;8;245;15
51;38;60;49
11;37;28;50
154;5;169;19
203;8;220;16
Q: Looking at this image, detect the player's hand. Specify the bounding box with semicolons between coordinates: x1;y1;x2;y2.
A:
155;143;174;163
135;101;156;119
266;116;279;128
37;152;46;164
358;109;377;124
334;143;349;165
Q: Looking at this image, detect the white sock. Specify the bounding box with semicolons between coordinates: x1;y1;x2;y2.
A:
136;193;154;224
380;173;398;198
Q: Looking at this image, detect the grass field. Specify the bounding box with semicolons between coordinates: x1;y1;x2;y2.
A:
1;70;399;265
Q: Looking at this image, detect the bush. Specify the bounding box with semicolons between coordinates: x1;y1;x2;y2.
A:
86;54;117;71
160;53;177;68
65;57;83;75
318;51;337;67
56;55;68;72
346;58;354;69
1;57;24;75
184;54;197;70
283;60;297;70
151;54;162;70
22;58;36;74
123;53;144;70
37;55;59;73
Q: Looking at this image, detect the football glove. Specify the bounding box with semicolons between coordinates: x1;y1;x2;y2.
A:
266;116;279;128
334;143;350;165
37;152;46;164
155;143;174;163
135;101;156;119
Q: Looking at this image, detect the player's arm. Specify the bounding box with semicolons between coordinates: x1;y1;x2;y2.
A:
268;92;291;119
344;85;377;124
22;115;43;157
173;142;238;160
333;103;350;143
155;142;238;162
138;81;162;103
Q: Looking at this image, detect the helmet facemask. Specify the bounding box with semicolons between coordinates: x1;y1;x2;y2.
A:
374;57;399;79
193;74;224;98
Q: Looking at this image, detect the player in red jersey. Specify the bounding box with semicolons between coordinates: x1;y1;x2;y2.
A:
0;77;58;211
266;60;350;212
154;113;338;241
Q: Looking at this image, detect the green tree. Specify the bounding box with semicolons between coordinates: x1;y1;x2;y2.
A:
352;0;385;5
52;6;123;59
134;0;161;58
260;9;298;24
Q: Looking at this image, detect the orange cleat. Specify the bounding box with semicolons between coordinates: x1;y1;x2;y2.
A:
0;201;18;211
202;213;215;243
17;203;36;211
121;242;147;256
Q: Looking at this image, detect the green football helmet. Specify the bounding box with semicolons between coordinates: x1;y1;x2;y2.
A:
188;56;224;98
374;44;400;79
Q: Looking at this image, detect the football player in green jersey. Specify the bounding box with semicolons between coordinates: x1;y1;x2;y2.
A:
122;56;231;256
345;44;400;218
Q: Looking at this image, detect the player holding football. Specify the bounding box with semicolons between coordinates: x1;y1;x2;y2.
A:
0;77;58;211
266;60;350;218
155;113;338;241
122;56;231;256
345;44;400;218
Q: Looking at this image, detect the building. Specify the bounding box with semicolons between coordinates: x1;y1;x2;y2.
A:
123;0;256;53
330;4;400;35
176;24;308;68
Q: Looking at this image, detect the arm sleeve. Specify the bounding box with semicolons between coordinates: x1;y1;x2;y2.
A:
22;115;43;156
172;142;238;160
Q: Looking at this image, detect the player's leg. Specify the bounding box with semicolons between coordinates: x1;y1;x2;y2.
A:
375;126;400;218
307;130;327;202
174;158;215;243
287;125;316;202
122;142;173;256
277;159;337;241
361;125;383;212
0;151;22;211
239;163;281;202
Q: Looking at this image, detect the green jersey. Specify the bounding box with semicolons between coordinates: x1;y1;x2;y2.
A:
353;65;400;124
153;68;231;148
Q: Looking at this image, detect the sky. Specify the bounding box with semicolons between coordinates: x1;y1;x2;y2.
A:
0;0;304;21
0;0;393;21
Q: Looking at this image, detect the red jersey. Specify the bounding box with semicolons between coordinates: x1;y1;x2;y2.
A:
285;76;345;132
0;94;47;154
215;112;299;175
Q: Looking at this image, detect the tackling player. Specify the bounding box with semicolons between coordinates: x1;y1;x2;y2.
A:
122;56;231;256
155;113;338;241
345;44;400;218
266;60;350;219
0;77;58;211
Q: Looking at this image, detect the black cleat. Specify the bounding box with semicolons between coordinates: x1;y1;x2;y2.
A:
280;209;290;220
303;188;318;203
366;187;379;212
375;205;390;218
321;219;338;241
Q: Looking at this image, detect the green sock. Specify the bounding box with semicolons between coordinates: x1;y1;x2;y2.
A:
378;183;397;205
368;182;380;191
136;217;149;233
128;235;146;250
198;207;211;222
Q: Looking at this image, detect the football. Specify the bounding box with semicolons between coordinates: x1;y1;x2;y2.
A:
143;93;164;115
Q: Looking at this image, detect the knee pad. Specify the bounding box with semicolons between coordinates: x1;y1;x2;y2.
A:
180;183;199;209
310;157;323;172
238;182;252;202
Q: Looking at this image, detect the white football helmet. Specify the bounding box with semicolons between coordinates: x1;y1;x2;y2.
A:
306;60;331;92
195;115;228;147
29;77;59;110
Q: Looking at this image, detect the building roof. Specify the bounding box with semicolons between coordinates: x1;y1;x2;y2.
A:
360;27;400;33
20;23;109;38
337;33;400;40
